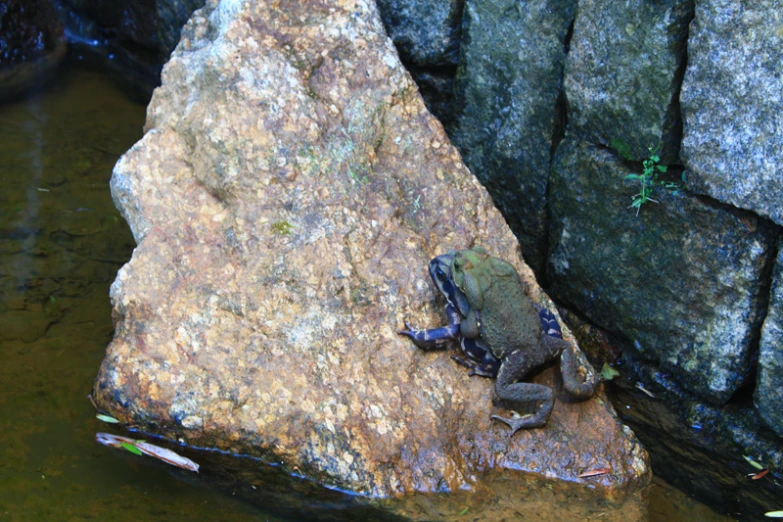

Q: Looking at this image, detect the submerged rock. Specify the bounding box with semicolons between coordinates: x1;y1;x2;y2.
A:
611;353;783;520
56;0;205;98
565;305;783;520
681;0;783;225
548;139;778;405
94;0;650;520
58;0;204;61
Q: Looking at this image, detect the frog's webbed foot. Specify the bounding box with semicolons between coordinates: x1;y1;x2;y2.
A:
491;384;554;433
492;407;551;434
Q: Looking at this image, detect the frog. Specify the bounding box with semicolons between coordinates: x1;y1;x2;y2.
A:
400;246;598;433
401;251;564;379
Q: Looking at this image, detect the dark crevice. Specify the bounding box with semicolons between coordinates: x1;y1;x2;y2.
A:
542;18;576;289
725;369;757;407
550;17;574;161
563;15;575;57
403;62;458;79
404;63;458;132
729;231;782;402
666;1;696;164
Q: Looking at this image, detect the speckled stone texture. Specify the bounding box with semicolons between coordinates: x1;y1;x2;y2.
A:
757;244;783;437
564;0;692;164
681;0;783;225
450;0;576;274
94;1;650;520
375;0;462;67
548;138;778;405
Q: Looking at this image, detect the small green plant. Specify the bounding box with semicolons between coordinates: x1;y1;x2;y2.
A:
271;220;294;236
625;148;678;216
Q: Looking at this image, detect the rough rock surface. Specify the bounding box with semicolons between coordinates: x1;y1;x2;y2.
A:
375;0;463;67
564;0;692;164
93;1;650;520
757;243;783;437
681;0;783;224
548;139;778;405
451;0;576;274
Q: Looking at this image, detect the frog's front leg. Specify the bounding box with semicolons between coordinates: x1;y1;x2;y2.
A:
459;308;481;338
399;304;461;349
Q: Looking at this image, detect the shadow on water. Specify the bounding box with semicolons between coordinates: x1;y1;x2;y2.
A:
0;62;736;522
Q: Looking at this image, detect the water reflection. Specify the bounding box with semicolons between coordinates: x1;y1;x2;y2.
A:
14;99;45;289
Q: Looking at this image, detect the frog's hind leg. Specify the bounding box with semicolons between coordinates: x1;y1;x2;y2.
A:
451;337;499;378
491;346;559;433
491;383;554;432
536;307;563;339
557;339;599;399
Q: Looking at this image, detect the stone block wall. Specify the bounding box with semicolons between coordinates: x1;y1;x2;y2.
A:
379;3;783;512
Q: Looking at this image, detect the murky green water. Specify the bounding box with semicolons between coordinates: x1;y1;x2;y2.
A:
0;63;735;522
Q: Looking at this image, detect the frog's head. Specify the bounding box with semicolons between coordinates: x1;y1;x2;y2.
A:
450;246;491;310
450;246;489;286
428;251;471;317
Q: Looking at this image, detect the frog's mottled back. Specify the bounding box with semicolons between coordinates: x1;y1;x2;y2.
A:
451;248;541;358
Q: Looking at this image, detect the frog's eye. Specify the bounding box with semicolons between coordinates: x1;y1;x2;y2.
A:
435;266;447;280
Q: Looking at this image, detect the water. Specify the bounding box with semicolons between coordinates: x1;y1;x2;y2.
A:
0;63;734;521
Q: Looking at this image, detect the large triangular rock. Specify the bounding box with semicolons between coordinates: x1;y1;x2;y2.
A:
93;1;650;520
